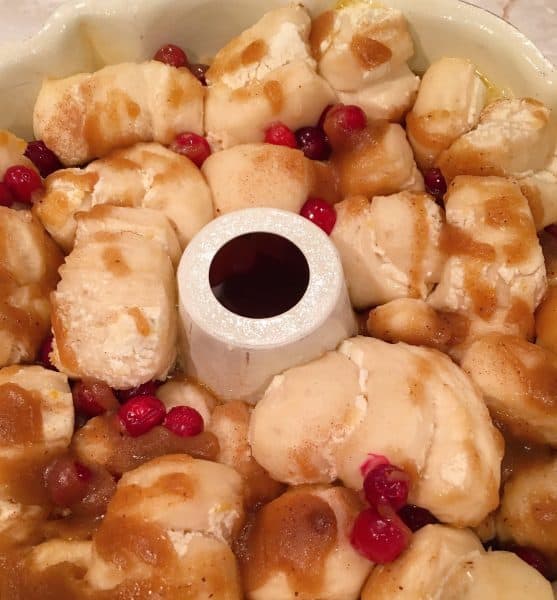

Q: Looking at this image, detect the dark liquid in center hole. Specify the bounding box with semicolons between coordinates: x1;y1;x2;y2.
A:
209;232;310;319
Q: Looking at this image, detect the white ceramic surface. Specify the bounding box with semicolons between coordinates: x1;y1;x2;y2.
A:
178;208;356;403
2;0;556;65
0;0;555;140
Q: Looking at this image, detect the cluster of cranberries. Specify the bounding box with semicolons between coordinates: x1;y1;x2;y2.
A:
154;43;209;86
264;103;366;160
281;103;366;236
118;394;204;438
0;140;62;208
71;377;204;439
350;454;436;564
40;343;204;509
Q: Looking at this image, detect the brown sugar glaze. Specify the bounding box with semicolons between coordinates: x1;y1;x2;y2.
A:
499;423;554;484
366;301;470;354
439;181;537;334
0;551;89;600
93;516;228;598
440;223;495;261
82;87;143;159
506;298;535;340
167;73;201;112
207;38;268;81
0;381;217;508
126;307;151;337
0;533;230;600
236;488;337;596
0;383;43;444
230;76;285;116
309;11;334;60
0;211;63;362
108;472;195;515
436;141;506;183
50;301;80;372
484;191;536;266
0;387;117;512
0;394;222;599
0;383;62;506
95;515;178;572
405;109;456;168
309;161;341;204
439;226;496;323
262;80;284;114
351;34;392;69
0;298;46;361
330;121;394;198
102;246;131;277
72;414;219;476
408;193;430;298
496;336;557;421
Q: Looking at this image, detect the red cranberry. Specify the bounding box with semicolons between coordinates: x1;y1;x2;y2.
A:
189;63;209;86
364;463;410;511
264;122;297;149
510;546;552;580
398;504;438;532
546;224;557;238
164;406;204;437
360;453;390;478
424;168;447;201
170;132;211;168
73;380;119;418
116;380;160;402
118;395;166;437
300;197;337;235
295;126;331;160
317;104;334;130
154;44;189;68
45;457;92;507
350;506;412;564
0;182;14;207
24;140;62;178
75;462;93;481
38;335;56;370
323;103;367;147
3;165;42;204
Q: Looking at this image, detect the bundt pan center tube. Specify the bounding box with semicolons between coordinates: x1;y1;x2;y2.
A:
177;208;357;403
